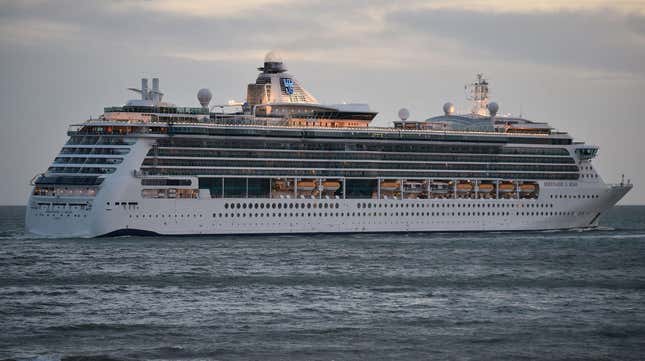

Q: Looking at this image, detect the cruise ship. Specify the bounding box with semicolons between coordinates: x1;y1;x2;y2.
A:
26;52;632;237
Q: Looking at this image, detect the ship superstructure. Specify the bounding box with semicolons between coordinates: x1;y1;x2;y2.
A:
26;54;632;237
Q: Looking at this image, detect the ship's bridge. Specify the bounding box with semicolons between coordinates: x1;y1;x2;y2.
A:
574;145;599;160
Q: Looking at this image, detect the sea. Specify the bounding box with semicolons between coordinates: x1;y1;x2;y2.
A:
1;205;644;361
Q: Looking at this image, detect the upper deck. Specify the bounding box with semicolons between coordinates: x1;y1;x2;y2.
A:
69;116;573;147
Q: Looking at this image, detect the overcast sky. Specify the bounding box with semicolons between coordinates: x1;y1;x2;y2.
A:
1;0;644;205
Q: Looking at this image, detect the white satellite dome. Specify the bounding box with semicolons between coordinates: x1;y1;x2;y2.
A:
264;50;284;63
443;102;455;115
487;102;499;117
398;108;410;121
197;88;212;108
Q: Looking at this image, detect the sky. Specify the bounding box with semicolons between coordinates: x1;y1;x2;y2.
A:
1;0;644;205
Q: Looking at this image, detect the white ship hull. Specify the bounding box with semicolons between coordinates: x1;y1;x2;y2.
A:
25;181;631;238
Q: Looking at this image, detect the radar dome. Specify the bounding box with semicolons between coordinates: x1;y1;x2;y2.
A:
197;88;212;109
264;50;283;63
443;102;455;115
487;102;499;117
398;108;410;121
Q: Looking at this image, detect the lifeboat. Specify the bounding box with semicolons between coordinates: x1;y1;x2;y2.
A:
322;181;341;191
430;182;450;194
404;182;424;193
380;181;400;191
297;180;316;191
519;183;537;193
274;180;288;188
499;183;515;193
456;183;473;193
478;183;494;193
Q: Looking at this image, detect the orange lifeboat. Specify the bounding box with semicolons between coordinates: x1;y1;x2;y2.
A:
322;181;341;191
478;183;494;193
380;181;400;191
499;183;515;193
456;183;473;193
297;180;316;191
519;183;537;193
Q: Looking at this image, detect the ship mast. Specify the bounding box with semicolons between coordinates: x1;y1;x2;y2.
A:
466;73;489;116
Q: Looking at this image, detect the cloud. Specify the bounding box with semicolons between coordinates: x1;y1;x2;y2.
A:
387;8;645;76
110;0;296;18
415;0;645;14
0;18;80;44
1;0;643;78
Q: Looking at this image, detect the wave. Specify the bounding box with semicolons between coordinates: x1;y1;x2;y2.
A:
61;356;126;361
3;273;641;291
46;323;153;332
21;355;127;361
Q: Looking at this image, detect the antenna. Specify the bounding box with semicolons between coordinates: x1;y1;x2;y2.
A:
466;73;489;116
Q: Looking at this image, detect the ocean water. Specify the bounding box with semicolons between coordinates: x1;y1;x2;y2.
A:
1;206;644;361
